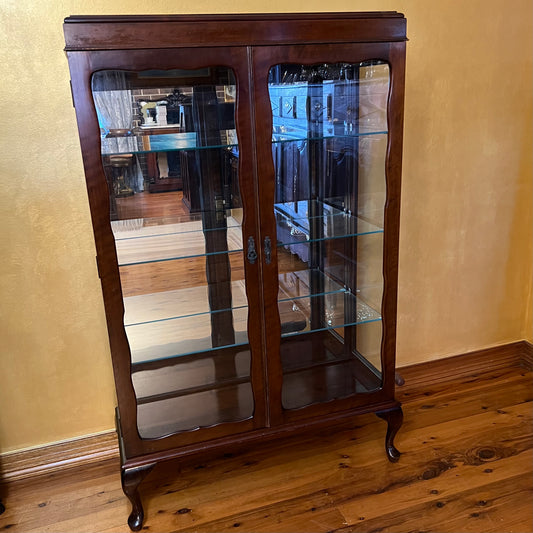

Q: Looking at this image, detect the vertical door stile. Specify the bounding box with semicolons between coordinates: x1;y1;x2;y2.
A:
241;45;269;429
251;46;285;426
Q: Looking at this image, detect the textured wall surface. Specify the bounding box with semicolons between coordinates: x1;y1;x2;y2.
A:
395;1;533;359
0;0;531;453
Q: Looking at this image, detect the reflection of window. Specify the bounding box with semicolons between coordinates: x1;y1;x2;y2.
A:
224;85;236;102
91;71;144;191
92;71;133;133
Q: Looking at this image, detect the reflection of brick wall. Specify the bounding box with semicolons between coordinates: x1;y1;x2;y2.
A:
131;87;193;128
131;85;230;184
131;86;229;127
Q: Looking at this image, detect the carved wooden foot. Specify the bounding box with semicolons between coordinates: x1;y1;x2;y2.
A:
376;406;403;463
121;463;156;531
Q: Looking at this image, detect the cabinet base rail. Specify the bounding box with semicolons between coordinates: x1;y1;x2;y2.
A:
117;402;403;531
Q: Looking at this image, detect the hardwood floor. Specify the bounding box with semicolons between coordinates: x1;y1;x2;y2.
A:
1;361;531;533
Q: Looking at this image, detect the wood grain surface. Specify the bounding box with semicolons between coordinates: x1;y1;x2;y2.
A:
1;353;530;532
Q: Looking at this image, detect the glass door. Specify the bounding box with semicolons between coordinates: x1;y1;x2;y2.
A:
91;64;258;440
254;48;392;417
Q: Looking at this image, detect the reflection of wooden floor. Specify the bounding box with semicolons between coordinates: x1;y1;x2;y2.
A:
114;190;305;297
119;253;244;297
114;190;244;297
115;222;243;266
116;190;188;220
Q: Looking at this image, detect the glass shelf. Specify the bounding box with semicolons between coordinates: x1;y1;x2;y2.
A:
132;347;251;403
101;131;239;157
278;268;346;303
272;130;387;144
279;289;381;339
136;381;254;439
111;212;242;240
101;129;387;157
123;279;249;327
113;202;382;267
128;305;250;367
115;225;243;266
125;267;379;368
124;268;353;328
128;294;313;368
275;199;383;243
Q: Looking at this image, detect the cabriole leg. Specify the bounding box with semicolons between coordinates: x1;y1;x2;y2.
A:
376;406;403;463
121;463;156;531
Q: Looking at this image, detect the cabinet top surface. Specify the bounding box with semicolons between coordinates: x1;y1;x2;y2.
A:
64;12;404;23
63;12;406;50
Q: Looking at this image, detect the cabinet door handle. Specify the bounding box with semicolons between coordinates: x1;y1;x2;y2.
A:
264;236;272;265
247;236;257;264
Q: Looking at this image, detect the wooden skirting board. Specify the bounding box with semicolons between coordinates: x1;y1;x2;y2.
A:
0;432;120;483
1;340;531;483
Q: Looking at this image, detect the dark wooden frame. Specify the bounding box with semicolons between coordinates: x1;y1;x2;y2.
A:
64;12;407;531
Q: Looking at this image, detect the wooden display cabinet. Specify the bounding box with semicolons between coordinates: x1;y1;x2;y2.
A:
64;12;407;531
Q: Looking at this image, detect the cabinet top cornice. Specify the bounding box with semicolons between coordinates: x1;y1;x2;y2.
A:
64;12;404;23
64;12;407;51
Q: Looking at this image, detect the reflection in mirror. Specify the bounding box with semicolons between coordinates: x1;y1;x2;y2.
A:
91;67;254;438
268;61;390;409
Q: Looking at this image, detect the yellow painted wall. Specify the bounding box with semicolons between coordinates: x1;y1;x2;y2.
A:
0;0;531;454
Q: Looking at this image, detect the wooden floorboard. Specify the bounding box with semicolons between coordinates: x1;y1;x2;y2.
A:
1;364;531;533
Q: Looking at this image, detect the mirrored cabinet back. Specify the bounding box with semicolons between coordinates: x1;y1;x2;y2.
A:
63;12;407;531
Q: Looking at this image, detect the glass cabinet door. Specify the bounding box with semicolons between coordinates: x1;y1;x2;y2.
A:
91;66;254;439
266;61;390;410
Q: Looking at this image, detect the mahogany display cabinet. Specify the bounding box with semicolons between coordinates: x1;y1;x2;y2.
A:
63;12;407;531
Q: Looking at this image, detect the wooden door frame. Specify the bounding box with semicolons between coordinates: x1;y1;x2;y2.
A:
251;41;406;426
67;46;267;459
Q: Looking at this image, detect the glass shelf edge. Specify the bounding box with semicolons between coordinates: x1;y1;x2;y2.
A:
276;229;383;247
135;375;251;405
100;131;387;156
131;341;250;369
114;221;241;242
125;287;365;327
281;316;382;339
125;304;249;328
130;315;382;368
118;227;382;266
271;130;388;144
114;215;382;245
102;143;239;157
118;247;244;267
